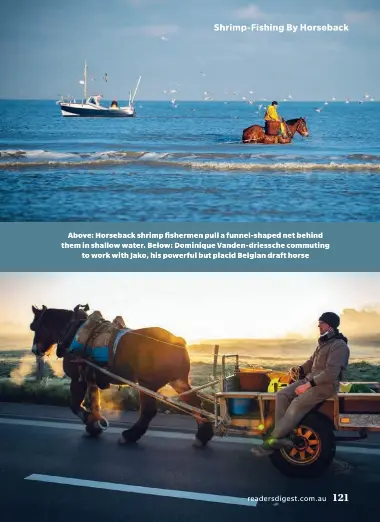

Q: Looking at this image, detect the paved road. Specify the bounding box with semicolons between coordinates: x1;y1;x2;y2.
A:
0;403;378;521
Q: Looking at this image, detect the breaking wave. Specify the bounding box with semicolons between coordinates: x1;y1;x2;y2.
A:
1;149;380;172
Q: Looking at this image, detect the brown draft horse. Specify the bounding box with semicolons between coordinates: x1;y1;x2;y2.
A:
30;304;214;447
242;117;309;144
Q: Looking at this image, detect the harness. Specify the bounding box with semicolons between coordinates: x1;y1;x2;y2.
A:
286;118;304;138
32;305;89;357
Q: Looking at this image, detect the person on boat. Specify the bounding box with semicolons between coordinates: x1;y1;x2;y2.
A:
111;99;119;109
251;312;350;457
264;101;287;137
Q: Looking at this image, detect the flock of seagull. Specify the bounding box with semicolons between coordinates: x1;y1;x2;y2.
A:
160;74;376;115
314;93;375;112
157;34;376;112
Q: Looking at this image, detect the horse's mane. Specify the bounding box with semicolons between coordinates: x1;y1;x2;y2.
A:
39;308;73;327
286;118;303;125
46;308;73;315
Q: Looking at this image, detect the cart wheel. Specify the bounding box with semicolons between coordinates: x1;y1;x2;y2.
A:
270;412;336;478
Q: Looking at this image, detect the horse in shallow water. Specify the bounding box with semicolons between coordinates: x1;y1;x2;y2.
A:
30;305;214;447
242;117;309;144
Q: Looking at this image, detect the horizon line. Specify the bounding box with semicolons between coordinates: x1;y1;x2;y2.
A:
0;98;377;103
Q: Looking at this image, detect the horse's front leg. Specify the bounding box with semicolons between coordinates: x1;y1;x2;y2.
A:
278;135;292;144
84;383;109;437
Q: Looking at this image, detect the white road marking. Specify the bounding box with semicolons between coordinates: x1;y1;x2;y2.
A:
1;417;380;455
0;417;258;444
25;474;256;507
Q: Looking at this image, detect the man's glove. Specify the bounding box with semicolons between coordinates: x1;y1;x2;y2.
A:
289;366;305;380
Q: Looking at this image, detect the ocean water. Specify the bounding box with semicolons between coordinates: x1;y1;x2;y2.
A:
0;99;380;222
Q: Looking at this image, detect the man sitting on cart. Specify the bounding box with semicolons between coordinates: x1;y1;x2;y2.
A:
252;312;350;457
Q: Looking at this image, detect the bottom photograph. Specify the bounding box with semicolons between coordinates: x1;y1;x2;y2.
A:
1;272;379;517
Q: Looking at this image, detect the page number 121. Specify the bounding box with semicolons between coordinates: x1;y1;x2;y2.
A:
333;494;348;502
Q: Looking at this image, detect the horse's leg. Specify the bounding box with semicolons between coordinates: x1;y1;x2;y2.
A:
119;386;158;445
278;136;292;144
69;378;88;423
84;382;109;437
170;379;214;448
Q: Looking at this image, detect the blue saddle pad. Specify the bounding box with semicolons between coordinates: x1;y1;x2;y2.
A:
69;326;129;364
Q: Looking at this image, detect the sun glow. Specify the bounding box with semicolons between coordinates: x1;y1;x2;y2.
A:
0;272;379;343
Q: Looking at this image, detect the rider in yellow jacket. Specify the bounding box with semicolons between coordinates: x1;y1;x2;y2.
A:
264;101;287;137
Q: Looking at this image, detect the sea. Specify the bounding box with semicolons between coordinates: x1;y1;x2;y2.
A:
0;99;379;222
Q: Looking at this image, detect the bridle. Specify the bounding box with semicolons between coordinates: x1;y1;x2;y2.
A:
31;308;49;339
32;306;89;357
286;118;306;138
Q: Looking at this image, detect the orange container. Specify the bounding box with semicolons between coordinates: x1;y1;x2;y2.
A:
237;370;271;392
265;120;281;136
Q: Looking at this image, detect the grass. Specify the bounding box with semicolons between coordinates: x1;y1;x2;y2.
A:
0;354;379;413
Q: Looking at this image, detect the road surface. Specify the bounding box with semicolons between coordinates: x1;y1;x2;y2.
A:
0;403;378;521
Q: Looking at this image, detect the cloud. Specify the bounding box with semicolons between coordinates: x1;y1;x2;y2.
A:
139;24;179;37
340;308;380;337
343;10;379;23
234;4;265;19
127;0;166;5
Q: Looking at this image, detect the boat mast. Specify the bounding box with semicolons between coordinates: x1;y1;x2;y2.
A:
131;76;142;105
84;60;87;99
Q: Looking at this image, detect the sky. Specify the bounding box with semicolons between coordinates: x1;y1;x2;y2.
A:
1;272;380;342
0;0;379;100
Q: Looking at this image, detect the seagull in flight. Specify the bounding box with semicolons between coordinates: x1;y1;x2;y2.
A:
200;71;206;76
315;107;324;112
161;36;168;41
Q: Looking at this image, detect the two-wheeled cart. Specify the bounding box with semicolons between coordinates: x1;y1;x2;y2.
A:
83;346;380;477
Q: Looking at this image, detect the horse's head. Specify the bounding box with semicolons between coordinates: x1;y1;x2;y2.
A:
30;304;89;358
297;117;309;137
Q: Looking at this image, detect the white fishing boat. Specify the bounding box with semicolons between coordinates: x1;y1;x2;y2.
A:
57;61;141;118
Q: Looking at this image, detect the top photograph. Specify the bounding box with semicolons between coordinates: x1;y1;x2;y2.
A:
0;0;379;222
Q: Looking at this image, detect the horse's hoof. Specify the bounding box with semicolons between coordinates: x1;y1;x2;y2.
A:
84;423;102;437
84;429;102;437
118;435;137;445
